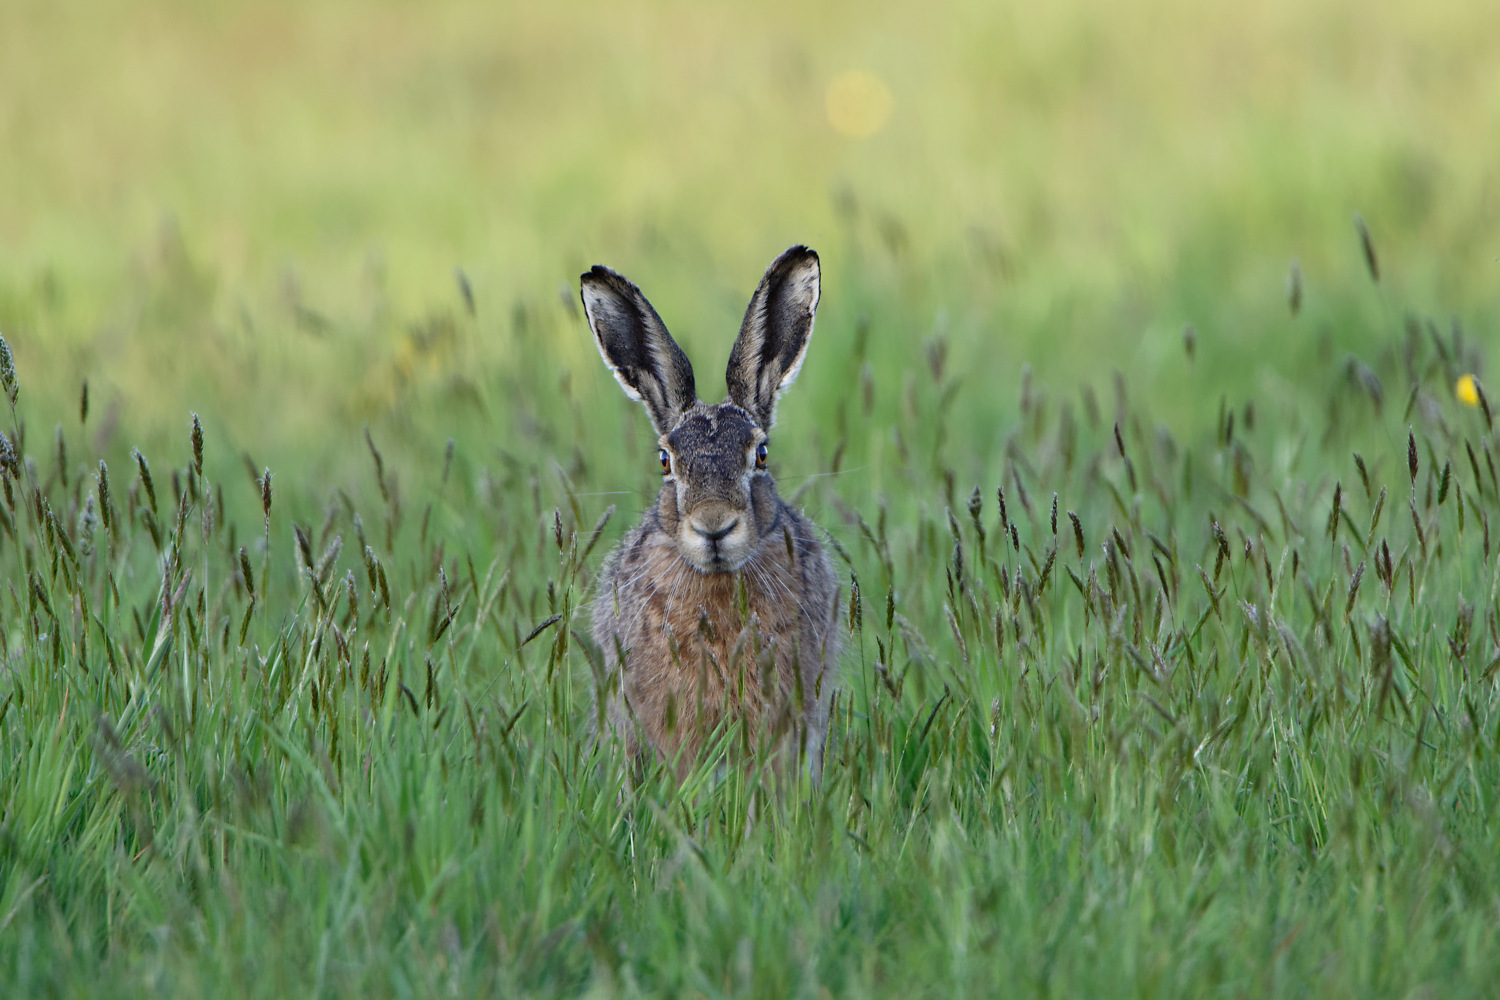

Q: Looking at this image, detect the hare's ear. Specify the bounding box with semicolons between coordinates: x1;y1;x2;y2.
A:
726;246;820;429
581;266;697;435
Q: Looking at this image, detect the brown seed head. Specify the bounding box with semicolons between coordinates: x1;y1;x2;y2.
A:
191;413;204;476
240;547;255;597
132;449;157;515
97;461;113;533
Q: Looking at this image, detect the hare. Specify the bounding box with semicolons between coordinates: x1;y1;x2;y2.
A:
581;245;840;785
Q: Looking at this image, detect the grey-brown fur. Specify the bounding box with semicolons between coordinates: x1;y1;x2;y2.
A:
581;246;839;783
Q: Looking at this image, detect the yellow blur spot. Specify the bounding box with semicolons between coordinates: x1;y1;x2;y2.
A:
826;71;893;139
1457;373;1480;407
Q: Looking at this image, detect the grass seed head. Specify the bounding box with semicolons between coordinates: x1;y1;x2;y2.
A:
1287;258;1303;317
1408;428;1417;486
848;574;862;633
295;524;314;571
1069;511;1084;558
239;547;255;597
365;429;388;502
1461;375;1496;429
1355;212;1380;282
55;426;68;489
97;461;112;532
1368;485;1387;542
260;468;273;520
1410;498;1427;562
191;413;204;476
1211;520;1229;581
174;491;188;542
133;449;158;514
1353;453;1370;499
1346;360;1385;414
1344;561;1365;621
0;334;17;405
455;267;476;317
346;571;359;623
80;380;89;424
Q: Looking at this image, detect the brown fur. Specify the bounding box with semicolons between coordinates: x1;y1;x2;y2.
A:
580;246;839;783
592;460;839;780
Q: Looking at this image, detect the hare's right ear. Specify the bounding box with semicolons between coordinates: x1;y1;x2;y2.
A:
581;266;697;435
726;246;820;429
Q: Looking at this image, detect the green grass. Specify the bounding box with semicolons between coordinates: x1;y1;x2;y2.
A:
4;1;1500;996
4;253;1500;996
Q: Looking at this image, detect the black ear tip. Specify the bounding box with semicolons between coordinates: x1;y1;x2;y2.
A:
581;265;639;298
773;246;819;275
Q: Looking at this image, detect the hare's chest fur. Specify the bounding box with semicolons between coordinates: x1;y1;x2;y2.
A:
591;508;836;772
595;524;806;698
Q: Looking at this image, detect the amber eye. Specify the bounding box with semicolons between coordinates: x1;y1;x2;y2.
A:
659;449;672;475
755;443;768;470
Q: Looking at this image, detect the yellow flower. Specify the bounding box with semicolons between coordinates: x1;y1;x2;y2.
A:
1456;374;1481;408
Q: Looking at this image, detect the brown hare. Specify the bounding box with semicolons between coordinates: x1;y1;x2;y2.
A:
581;245;840;785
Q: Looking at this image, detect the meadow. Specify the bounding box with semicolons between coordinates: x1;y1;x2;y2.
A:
3;1;1500;996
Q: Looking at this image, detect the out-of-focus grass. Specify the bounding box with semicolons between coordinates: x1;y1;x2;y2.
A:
2;0;1497;457
3;2;1500;997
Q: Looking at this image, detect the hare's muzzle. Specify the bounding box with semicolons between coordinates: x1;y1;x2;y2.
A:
693;516;739;542
681;504;754;572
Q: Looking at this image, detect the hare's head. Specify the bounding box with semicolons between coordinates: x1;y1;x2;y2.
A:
581;246;820;574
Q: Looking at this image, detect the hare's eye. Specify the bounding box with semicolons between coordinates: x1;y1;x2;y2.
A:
755;443;768;470
659;449;672;475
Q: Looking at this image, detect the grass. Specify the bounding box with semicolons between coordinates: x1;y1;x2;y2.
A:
3;234;1500;996
4;1;1500;996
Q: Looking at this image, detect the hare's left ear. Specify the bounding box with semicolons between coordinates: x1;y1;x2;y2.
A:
726;246;819;429
581;265;698;436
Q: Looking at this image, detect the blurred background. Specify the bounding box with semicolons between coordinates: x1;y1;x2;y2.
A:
1;0;1496;489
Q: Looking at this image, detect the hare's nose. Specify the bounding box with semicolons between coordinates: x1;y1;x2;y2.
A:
694;518;739;543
